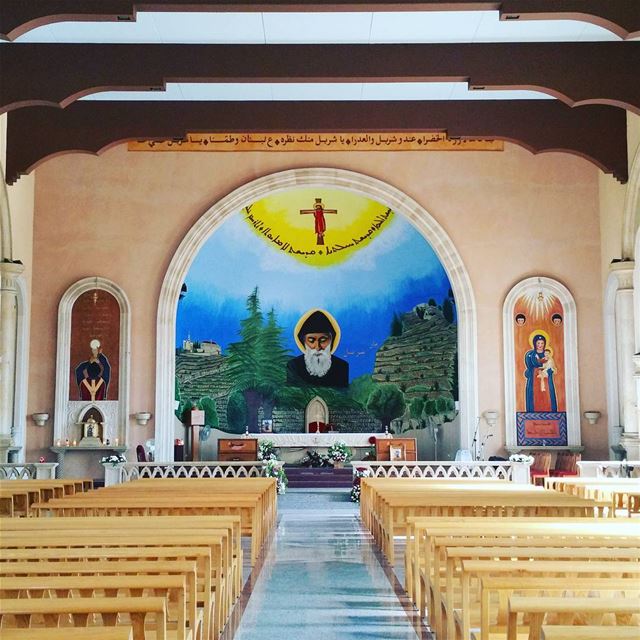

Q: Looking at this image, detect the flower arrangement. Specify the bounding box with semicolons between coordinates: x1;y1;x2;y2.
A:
258;440;278;461
264;459;288;494
301;450;331;468
327;441;352;464
350;466;371;503
509;453;534;464
99;454;126;467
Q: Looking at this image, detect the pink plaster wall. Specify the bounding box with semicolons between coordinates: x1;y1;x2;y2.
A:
28;143;608;461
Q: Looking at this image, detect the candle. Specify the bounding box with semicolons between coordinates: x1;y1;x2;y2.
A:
65;439;69;447
72;439;77;447
56;439;61;447
114;437;119;447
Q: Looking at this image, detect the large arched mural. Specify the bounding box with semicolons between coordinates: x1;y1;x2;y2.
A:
174;187;458;443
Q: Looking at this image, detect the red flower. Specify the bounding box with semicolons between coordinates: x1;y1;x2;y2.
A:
368;436;376;444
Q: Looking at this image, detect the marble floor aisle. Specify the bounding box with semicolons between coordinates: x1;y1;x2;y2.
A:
224;489;432;640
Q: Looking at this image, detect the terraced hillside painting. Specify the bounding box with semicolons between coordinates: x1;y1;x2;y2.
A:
175;187;458;437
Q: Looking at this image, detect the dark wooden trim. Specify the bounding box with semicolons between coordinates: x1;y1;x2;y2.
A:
1;42;638;115
5;100;628;184
2;1;638;41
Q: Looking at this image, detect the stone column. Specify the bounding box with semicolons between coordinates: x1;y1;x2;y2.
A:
610;262;639;459
0;261;24;463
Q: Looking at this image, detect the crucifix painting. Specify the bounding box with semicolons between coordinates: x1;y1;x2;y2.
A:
300;198;338;245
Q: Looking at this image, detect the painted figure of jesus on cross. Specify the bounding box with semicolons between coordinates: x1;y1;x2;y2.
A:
300;198;338;245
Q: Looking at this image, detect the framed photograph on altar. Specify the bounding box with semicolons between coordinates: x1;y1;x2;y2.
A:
261;419;273;433
389;444;405;461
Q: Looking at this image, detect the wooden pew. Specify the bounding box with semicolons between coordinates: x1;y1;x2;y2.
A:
540;626;640;640
471;576;640;640
402;517;638;630
507;596;640;640
0;531;226;639
1;629;134;640
449;552;640;640
0;596;167;640
0;546;215;640
33;494;265;565
0;514;243;604
0;561;200;640
0;575;190;640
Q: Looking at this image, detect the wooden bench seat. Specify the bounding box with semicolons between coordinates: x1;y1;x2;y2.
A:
0;574;191;640
0;596;167;640
0;531;226;638
0;628;134;639
540;626;640;640
507;596;640;640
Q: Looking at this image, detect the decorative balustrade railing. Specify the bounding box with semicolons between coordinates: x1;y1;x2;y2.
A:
577;460;640;478
0;463;58;480
119;461;266;483
350;460;532;484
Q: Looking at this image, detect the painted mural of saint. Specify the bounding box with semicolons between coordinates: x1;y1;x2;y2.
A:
523;333;557;412
287;309;349;387
75;338;111;401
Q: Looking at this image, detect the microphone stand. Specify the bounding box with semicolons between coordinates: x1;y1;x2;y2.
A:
471;416;481;461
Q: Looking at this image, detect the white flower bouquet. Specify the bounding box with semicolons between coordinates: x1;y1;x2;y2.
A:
327;441;352;464
258;440;278;461
100;454;126;467
509;453;534;464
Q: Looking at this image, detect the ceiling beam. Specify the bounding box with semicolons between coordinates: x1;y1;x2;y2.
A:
1;1;638;41
5;100;627;184
1;42;638;115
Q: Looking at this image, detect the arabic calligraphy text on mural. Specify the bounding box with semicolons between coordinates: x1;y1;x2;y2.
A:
128;132;503;152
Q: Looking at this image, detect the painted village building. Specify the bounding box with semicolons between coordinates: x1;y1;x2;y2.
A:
0;4;639;483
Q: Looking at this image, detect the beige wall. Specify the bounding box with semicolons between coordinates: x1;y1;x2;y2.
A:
26;141;609;461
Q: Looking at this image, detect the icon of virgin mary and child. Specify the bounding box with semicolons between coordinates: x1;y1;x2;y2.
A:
524;333;558;413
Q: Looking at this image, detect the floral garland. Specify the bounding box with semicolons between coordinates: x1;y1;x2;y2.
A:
350;467;371;503
264;459;288;494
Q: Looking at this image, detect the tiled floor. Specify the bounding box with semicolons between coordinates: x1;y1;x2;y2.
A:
224;489;432;639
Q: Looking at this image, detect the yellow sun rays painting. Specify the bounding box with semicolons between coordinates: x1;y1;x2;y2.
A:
243;188;394;267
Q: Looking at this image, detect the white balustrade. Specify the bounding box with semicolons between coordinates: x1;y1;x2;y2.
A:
577;460;640;478
119;461;266;483
0;462;58;480
351;460;532;483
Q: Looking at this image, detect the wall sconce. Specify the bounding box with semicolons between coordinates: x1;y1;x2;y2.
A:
134;412;152;426
32;413;49;426
583;410;601;425
483;410;499;428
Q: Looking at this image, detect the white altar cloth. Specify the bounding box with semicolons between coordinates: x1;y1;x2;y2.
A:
255;433;379;448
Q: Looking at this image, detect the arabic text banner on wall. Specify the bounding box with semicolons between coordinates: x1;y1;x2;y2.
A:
128;132;503;152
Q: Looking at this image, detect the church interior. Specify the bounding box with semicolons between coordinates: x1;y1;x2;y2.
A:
0;2;639;639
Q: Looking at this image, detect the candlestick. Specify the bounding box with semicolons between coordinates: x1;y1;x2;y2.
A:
65;438;69;446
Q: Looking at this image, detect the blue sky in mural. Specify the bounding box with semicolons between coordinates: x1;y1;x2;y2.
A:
176;208;453;381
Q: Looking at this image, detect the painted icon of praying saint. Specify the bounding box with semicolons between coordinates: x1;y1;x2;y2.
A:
75;339;111;401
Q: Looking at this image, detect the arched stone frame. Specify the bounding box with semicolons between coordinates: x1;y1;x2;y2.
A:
53;277;131;444
155;168;478;461
622;144;640;262
11;275;30;462
503;276;581;450
305;396;329;432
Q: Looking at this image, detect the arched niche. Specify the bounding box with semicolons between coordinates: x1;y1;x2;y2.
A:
503;276;581;450
54;277;131;446
305;396;329;432
155;168;478;461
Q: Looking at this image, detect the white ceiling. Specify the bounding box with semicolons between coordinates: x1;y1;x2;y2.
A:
11;10;630;103
13;10;624;44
